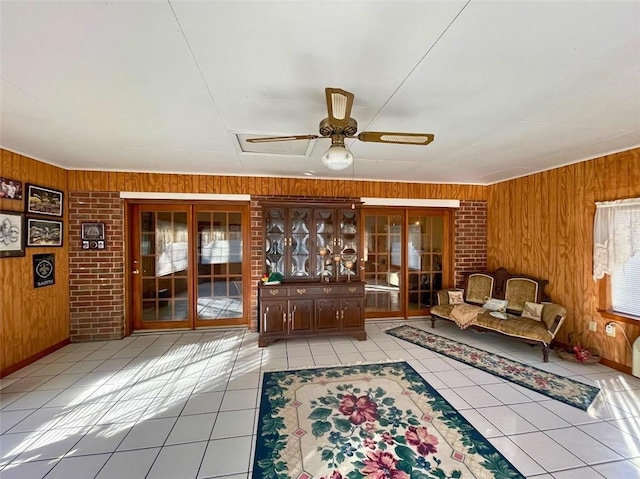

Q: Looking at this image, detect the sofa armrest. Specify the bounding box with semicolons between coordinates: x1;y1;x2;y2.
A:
541;303;566;337
436;289;463;306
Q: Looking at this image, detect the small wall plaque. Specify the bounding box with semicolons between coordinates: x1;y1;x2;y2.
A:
81;223;106;249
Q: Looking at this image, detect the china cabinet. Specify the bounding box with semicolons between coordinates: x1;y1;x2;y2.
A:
259;200;365;346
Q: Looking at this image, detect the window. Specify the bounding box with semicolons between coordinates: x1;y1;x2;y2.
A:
611;205;640;318
594;198;640;320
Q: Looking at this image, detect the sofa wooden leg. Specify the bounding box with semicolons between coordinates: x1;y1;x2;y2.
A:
542;344;549;362
430;316;436;328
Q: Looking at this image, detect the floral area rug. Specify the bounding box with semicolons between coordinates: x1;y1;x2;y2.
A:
253;361;524;479
384;325;601;411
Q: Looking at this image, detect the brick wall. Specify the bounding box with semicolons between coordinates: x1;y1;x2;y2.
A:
249;200;263;330
68;192;125;341
454;200;488;288
66;195;485;337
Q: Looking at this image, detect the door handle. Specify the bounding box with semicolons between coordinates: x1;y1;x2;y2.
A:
132;269;140;275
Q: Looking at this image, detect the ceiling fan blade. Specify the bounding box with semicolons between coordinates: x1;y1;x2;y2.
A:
246;134;319;143
357;131;435;145
325;88;355;128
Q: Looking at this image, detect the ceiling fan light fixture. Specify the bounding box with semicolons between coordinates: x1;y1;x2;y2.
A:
322;144;353;171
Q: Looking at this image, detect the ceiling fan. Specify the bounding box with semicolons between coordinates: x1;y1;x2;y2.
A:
246;87;435;170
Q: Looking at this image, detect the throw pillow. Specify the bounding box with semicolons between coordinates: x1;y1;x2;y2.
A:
482;298;508;312
521;301;544;321
448;290;464;305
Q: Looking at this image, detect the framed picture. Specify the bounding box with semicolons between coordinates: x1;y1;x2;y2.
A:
82;222;106;249
27;218;63;247
26;184;63;217
0;177;23;200
81;223;105;240
0;210;26;257
33;253;56;288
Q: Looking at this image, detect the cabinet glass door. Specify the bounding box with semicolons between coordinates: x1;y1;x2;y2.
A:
265;209;285;275
339;209;358;280
315;209;335;280
290;208;311;278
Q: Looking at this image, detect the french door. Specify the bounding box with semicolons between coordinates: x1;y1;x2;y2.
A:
129;203;249;331
361;208;453;319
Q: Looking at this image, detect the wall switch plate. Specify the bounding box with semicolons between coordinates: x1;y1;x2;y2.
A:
605;323;616;337
589;321;597;332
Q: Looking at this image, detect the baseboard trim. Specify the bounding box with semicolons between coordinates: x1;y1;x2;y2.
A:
553;340;632;375
599;357;632;375
1;338;71;378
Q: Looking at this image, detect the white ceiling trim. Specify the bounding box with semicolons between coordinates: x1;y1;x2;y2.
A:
361;198;460;208
119;192;250;201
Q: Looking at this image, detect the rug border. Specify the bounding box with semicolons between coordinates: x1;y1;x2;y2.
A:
252;360;525;479
384;324;601;412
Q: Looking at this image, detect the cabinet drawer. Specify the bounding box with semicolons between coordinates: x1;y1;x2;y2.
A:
288;286;311;297
263;287;285;297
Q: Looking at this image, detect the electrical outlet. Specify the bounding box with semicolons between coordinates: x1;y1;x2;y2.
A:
605;323;616;337
589;321;597;332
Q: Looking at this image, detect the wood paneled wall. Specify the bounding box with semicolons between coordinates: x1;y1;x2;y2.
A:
6;145;639;373
487;148;640;369
1;150;69;374
67;171;487;200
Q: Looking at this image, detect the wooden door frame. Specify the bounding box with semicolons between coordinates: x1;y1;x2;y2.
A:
360;206;455;320
125;200;251;333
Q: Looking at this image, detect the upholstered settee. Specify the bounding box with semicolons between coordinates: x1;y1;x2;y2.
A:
429;268;566;362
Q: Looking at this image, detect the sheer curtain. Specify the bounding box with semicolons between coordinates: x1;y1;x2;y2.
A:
593;197;640;280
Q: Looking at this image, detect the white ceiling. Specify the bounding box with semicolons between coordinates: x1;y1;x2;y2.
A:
1;1;639;185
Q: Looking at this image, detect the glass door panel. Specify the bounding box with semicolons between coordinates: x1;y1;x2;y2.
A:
195;209;244;325
136;207;191;329
131;203;248;331
408;214;445;314
363;213;402;317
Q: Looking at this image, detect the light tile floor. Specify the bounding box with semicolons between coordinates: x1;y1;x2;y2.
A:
1;319;640;479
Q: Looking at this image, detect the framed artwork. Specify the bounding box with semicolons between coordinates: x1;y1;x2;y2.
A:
0;177;23;200
33;253;56;288
0;210;26;258
81;222;106;249
26;184;63;217
27;218;63;247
